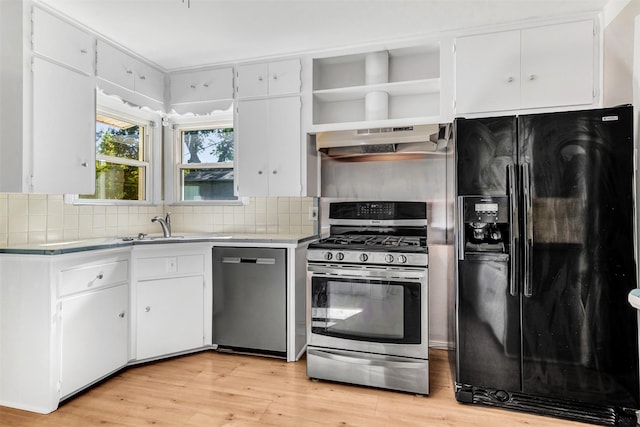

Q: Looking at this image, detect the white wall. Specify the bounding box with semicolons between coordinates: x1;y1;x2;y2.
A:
603;0;640;105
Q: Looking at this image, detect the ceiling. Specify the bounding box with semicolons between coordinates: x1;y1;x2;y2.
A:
40;0;610;71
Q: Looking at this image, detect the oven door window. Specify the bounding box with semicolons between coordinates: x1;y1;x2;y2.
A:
311;276;421;344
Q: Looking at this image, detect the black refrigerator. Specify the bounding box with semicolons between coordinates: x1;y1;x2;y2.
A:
454;105;640;425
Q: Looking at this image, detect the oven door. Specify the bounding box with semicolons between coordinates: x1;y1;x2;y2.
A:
308;264;428;359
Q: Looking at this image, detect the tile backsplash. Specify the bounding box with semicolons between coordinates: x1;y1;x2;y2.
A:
0;194;316;246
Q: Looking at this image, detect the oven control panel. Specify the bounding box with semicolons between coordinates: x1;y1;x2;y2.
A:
308;250;428;267
329;201;427;221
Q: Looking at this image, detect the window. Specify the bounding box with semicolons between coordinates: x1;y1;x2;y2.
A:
80;112;150;202
176;125;237;202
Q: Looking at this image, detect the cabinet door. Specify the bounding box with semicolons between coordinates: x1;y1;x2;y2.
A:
96;40;135;91
133;61;165;102
267;96;301;196
136;276;204;360
171;68;233;104
268;59;301;96
520;20;594;109
455;30;521;114
60;284;128;397
236;63;269;98
32;7;94;75
32;58;95;194
237;99;269;196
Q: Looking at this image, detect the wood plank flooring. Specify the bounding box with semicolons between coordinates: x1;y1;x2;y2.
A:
0;349;593;426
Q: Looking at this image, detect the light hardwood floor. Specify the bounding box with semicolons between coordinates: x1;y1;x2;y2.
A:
0;349;593;426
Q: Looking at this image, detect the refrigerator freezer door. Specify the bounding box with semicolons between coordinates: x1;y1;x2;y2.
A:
455;116;517;196
457;254;520;392
519;106;639;409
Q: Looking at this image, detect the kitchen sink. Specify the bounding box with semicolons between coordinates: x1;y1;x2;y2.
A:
121;233;232;242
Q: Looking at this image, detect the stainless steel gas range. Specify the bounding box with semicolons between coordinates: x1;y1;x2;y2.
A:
306;201;429;395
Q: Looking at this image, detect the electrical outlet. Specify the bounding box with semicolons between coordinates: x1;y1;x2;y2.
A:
308;206;318;220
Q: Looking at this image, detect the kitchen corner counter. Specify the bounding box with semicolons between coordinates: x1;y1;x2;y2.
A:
0;233;318;255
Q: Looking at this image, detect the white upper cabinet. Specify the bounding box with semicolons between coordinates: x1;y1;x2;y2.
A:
237;59;301;98
32;7;94;75
170;68;233;104
455;19;596;114
32;57;95;194
520;20;595;109
96;40;164;106
169;67;234;114
236;96;302;197
235;57;316;197
310;42;448;131
0;3;96;194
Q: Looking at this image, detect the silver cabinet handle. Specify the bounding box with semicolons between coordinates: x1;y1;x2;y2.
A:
258;76;263;81
145;306;151;312
126;69;133;75
507;76;514;83
118;311;125;318
190;84;196;89
308;348;426;369
528;74;536;81
139;75;146;80
258;170;263;175
81;162;88;167
80;49;87;54
272;170;277;175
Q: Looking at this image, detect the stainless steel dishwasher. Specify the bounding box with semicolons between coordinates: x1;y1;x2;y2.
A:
212;247;286;356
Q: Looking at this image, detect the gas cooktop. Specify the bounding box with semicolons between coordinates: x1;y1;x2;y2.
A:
311;234;427;253
308;201;429;267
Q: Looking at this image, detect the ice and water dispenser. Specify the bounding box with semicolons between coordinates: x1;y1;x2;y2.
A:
458;196;510;257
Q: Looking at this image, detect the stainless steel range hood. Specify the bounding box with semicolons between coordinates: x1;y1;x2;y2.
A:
316;124;444;158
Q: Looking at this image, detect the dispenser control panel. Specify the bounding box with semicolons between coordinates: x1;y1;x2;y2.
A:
462;196;509;223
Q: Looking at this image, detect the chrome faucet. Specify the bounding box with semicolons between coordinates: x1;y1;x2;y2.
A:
151;212;171;237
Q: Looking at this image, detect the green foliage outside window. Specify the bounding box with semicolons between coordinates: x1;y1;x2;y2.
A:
80;117;146;201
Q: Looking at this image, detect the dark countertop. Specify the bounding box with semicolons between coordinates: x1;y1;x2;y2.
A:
0;233;318;255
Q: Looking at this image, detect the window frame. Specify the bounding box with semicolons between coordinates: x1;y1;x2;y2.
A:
171;120;245;206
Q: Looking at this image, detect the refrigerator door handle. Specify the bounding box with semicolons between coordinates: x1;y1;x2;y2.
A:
457;196;465;260
522;163;533;297
507;164;518;297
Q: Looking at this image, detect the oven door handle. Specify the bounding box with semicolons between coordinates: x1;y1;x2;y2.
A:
308;266;426;281
307;348;427;369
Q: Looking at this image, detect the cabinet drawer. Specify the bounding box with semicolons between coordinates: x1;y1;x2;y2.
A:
59;260;129;297
136;254;204;279
32;7;94;75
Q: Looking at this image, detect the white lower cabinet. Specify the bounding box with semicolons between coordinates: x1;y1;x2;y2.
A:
0;248;129;414
136;276;204;360
60;284;128;397
132;243;211;361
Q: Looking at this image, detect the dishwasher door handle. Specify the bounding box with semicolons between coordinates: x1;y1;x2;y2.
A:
221;257;276;265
